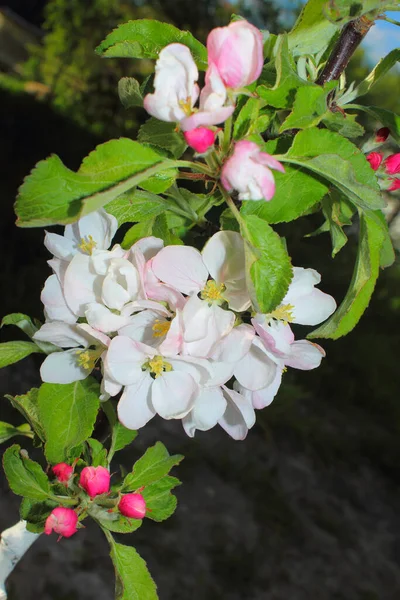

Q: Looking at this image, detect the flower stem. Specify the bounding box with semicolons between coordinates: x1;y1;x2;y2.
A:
218;184;244;229
222;116;233;154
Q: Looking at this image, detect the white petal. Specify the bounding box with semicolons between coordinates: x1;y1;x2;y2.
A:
40;349;89;384
117;375;156;430
210;323;254;362
101;374;122;399
151;246;208;295
183;302;235;358
41;274;76;324
233;338;278;391
202;230;246;284
130;236;164;261
168;356;211;385
101;258;140;311
224;279;251;312
218;386;256;440
91;245;126;275
184;387;227;435
76;323;110;347
118;310;161;346
285;340;326;370
159;311;183;356
75;209;118;250
252;318;294;357
290;289;337;326
151;371;197;419
33;322;88;348
85;303;131;333
105;336;147;385
44;232;77;261
283;267;320;303
63;254;102;317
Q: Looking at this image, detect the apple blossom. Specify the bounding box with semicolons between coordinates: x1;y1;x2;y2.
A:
52;463;74;484
184;127;216;153
207;20;263;89
375;127;390;143
33;322;110;384
79;466;110;498
221;140;285;201
385;153;400;175
367;151;383;171
44;508;78;538
119;494;147;519
388;178;400;192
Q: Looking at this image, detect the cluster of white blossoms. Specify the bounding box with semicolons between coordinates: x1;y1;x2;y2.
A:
34;210;336;440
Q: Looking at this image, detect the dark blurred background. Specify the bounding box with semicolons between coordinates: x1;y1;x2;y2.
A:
0;1;400;599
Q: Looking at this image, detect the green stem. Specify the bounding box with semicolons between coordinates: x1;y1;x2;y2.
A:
165;185;199;222
380;15;400;26
50;494;79;506
222;116;233;154
218;184;244;229
176;160;214;176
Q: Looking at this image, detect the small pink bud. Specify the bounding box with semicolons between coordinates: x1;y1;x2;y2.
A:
385;153;400;175
366;151;383;171
376;127;390;143
388;178;400;192
52;463;74;484
184;127;216;153
79;466;110;498
44;507;78;538
119;493;147;519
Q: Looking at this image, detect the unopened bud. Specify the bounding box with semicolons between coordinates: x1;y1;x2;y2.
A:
119;493;146;519
388;178;400;192
385;153;400;176
52;463;74;484
366;151;383;171
44;507;78;538
184;127;216;153
79;466;110;498
376;127;390;143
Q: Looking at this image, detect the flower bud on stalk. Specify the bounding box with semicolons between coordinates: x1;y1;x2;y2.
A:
52;462;74;484
44;507;78;538
366;152;383;171
119;493;147;519
79;466;110;498
376;127;390;143
388;178;400;192
385;153;400;175
184;127;216;153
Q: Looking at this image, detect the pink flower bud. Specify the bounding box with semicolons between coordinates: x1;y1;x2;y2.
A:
366;151;383;171
184;127;216;153
221;140;285;201
119;493;147;519
388;178;400;192
385;153;400;175
376;127;390;143
44;507;78;538
52;463;74;484
207;20;263;89
79;466;110;498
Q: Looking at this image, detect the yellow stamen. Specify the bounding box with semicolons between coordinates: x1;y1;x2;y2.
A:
78;235;97;255
147;355;173;378
268;304;294;323
178;96;193;116
152;320;171;338
201;280;226;303
282;366;288;373
76;349;98;371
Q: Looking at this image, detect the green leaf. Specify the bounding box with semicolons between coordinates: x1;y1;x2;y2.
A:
322;111;365;138
152;213;183;245
20;497;57;532
233;98;260;140
324;0;396;25
220;207;240;232
118;77;143;108
122;220;156;249
38;378;100;464
106;190;178;226
95;505;142;534
241;214;293;313
96;18;207;70
241;164;327;224
1;313;59;354
6;388;45;442
139;167;178;194
340;48;400;104
142;476;181;522
0;341;43;368
111;423;138;457
16;139;177;227
280;82;337;132
3;444;51;501
288;0;339;56
308;211;385;340
309;193;355;257
122;442;183;491
87;438;108;467
108;537;158;600
282;128;383;210
0;422;32;444
138;119;187;159
354;106;400;145
257;35;310;109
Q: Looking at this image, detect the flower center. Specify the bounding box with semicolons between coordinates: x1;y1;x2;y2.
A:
268;303;294;323
78;235;97;255
179;96;193;116
201;280;226;303
147;355;172;378
152;320;171;338
76;348;102;370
